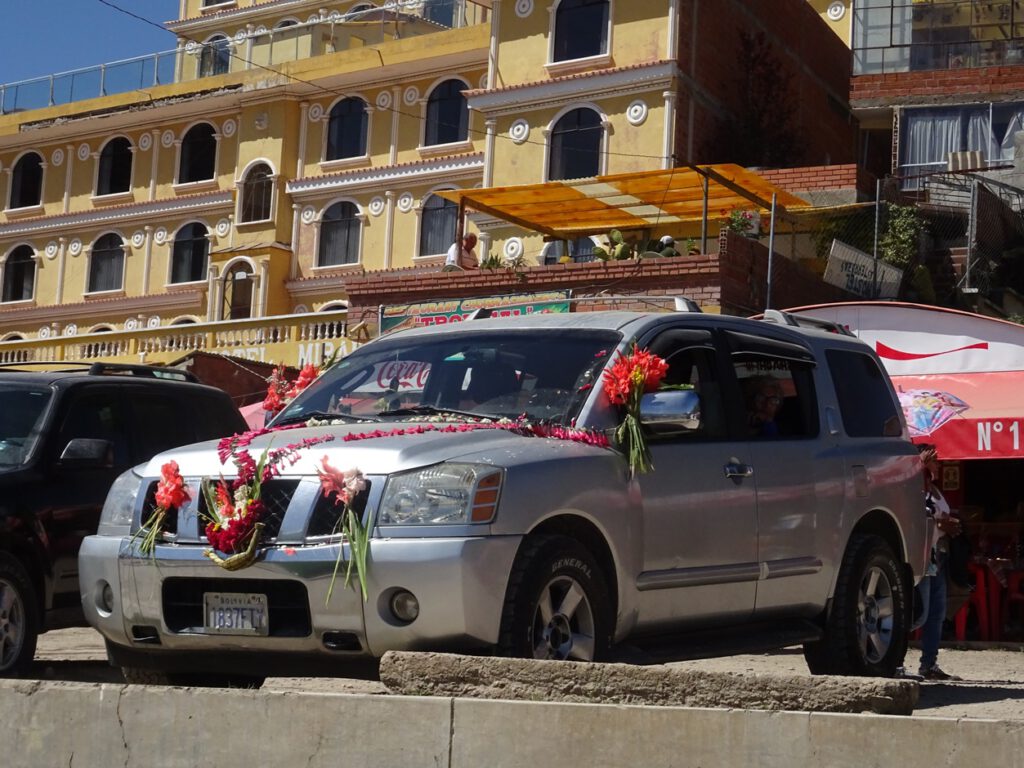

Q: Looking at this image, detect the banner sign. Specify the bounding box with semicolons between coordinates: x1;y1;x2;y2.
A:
822;239;902;299
381;291;570;333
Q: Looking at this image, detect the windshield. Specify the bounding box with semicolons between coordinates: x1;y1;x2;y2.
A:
0;385;52;469
274;328;621;425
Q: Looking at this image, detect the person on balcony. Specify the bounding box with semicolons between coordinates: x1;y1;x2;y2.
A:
444;233;478;271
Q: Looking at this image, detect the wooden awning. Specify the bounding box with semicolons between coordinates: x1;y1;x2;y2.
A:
438;164;811;239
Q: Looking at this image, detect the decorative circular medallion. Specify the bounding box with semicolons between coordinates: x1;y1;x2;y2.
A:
185;40;198;55
254;113;268;130
293;304;309;314
68;238;82;256
138;133;152;151
403;86;419;106
478;73;489;90
301;205;316;224
308;103;324;122
509;119;530;145
51;149;64;167
216;218;231;237
234;29;248;44
827;1;846;21
147;316;162;329
626;99;648;126
77;143;91;161
63;323;78;337
515;0;533;17
368;197;385;217
222;119;237;137
153;227;168;246
161;130;175;148
307;13;320;23
124;318;139;332
397;192;414;213
375;91;392;110
503;237;524;261
254;25;268;34
327;11;341;22
38;326;51;340
45;241;58;259
131;231;146;249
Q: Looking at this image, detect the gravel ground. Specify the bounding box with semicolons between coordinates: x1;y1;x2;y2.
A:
30;628;1024;720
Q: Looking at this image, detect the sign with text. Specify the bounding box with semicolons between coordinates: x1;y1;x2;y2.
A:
381;291;570;333
822;240;902;299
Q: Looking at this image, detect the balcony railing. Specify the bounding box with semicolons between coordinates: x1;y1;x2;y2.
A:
0;0;482;114
0;310;359;369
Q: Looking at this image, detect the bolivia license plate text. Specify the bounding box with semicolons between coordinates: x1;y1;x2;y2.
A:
203;592;269;635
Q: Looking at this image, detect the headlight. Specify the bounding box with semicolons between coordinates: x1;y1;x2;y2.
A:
378;463;503;526
97;465;145;536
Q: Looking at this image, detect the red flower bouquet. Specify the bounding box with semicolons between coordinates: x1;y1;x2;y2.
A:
317;457;369;602
136;461;191;556
263;354;338;418
602;346;668;477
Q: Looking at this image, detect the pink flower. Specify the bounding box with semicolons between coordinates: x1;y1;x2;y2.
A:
318;457;366;506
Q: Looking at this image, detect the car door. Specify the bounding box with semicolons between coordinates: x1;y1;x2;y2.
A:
632;327;759;632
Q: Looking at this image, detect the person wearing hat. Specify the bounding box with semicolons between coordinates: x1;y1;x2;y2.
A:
658;235;681;258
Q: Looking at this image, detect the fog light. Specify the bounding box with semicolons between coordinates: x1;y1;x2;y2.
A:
97;581;114;614
390;590;419;623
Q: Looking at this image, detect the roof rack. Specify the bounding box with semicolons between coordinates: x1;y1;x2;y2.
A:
464;295;702;320
0;361;198;382
760;309;855;337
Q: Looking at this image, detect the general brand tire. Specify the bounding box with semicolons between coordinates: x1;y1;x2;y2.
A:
0;552;39;677
497;535;612;662
120;667;265;689
803;533;909;677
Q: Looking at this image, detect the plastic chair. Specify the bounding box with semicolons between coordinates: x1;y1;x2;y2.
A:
954;561;990;641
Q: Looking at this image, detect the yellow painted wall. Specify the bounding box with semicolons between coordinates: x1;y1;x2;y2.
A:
807;0;850;46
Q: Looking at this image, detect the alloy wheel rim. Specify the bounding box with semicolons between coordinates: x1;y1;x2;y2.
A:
530;574;596;661
856;565;894;664
0;577;26;671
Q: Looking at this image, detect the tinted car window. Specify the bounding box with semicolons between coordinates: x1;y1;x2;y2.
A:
826;349;902;438
57;389;131;465
732;356;818;439
0;385;52;468
132;394;195;459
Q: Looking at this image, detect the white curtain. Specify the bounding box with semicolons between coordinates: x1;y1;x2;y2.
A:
998;110;1024;161
902;109;962;169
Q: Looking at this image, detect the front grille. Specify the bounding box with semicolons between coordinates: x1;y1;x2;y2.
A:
162;577;311;636
305;480;372;538
196;479;299;541
139;482;177;536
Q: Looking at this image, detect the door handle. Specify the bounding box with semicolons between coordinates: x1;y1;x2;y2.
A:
724;462;753;479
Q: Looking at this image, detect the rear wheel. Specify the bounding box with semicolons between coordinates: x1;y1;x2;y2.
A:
0;552;39;678
120;666;264;689
804;533;909;677
497;535;611;662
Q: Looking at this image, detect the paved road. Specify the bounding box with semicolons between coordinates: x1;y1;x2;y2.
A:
30;628;1024;719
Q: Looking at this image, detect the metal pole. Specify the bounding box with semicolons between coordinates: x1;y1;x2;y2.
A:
700;175;709;254
766;193;777;310
872;178;881;299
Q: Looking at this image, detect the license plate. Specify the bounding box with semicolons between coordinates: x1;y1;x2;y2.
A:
202;592;269;636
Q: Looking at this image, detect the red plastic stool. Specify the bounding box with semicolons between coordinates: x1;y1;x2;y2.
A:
954;561;990;641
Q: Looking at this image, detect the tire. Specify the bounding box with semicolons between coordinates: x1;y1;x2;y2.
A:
0;552;39;678
121;667;265;689
497;535;612;662
803;533;909;677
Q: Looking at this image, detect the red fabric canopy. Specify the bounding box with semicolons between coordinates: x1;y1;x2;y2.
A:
891;371;1024;460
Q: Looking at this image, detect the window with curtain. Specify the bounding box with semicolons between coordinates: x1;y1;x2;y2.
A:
325;98;368;160
318;202;361;266
9;152;43;209
96;137;133;196
419;193;457;256
88;234;125;293
548;107;602;181
240;163;274;222
2;246;36;302
179;123;217;183
171;223;210;283
199;35;231;77
552;0;609;63
424;79;468;146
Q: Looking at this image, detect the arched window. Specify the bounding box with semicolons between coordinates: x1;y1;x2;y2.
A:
2;246;36;302
424;0;454;27
274;19;298;29
325;98;368;161
179;123;217;183
552;0;609;62
8;152;43;209
542;236;597;265
318;202;361;267
239;163;274;222
222;263;254;320
88;233;125;293
96;137;133;196
199;35;231;77
424;79;468;146
548;107;602;181
171;223;210;283
346;4;374;19
419;193;457;256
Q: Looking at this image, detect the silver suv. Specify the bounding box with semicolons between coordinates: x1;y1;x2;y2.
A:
80;309;927;685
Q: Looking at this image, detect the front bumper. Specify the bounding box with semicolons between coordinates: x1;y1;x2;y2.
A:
79;532;522;669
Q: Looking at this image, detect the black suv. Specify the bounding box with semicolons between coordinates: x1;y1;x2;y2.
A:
0;363;246;675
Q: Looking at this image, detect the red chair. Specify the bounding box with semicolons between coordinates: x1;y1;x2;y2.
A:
954;561;990;641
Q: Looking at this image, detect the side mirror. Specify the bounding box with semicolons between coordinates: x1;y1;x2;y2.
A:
59;438;114;469
639;389;701;430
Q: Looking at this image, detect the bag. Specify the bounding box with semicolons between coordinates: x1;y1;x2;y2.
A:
947;532;972;589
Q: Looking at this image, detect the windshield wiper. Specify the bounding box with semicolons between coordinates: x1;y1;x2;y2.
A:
273;410;377;427
377;405;493;420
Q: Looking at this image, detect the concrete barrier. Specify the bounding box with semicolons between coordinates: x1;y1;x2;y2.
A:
3;679;1024;768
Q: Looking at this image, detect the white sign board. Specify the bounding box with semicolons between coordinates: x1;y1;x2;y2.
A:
822;240;902;299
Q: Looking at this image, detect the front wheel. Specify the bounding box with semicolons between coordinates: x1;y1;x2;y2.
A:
804;533;909;677
497;535;612;662
0;552;39;678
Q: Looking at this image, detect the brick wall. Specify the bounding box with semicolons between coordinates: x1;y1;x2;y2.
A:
759;163;876;200
852;67;1024;107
